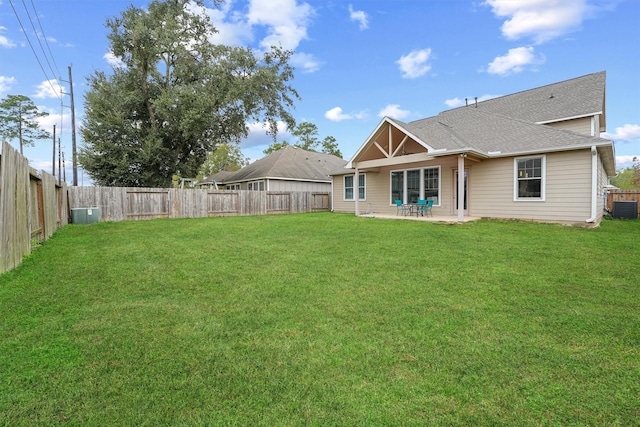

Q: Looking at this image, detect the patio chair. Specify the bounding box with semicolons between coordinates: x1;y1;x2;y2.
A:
417;199;427;216
395;199;409;216
425;200;434;216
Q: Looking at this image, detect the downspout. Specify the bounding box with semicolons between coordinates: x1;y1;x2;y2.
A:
586;145;598;223
457;154;465;222
354;167;360;216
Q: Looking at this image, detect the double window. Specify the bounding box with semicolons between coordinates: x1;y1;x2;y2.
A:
391;167;440;204
514;156;545;200
344;174;366;201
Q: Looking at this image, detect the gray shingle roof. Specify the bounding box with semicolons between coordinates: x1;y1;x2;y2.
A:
223;145;347;183
459;71;606;123
402;107;610;155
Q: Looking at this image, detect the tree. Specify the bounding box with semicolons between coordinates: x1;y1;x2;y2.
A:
263;121;342;158
198;143;249;178
263;140;290;155
0;94;50;154
320;135;342;158
610;157;640;189
80;0;298;187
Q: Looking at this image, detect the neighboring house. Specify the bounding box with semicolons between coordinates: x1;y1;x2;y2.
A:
205;145;347;192
332;71;616;225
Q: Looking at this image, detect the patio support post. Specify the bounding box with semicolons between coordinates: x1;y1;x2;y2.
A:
457;154;465;222
354;166;360;216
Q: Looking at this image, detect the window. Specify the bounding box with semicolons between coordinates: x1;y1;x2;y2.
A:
424;168;439;204
390;167;440;204
248;181;265;191
515;156;545;200
344;174;365;200
391;171;403;203
407;170;420;203
226;184;240;190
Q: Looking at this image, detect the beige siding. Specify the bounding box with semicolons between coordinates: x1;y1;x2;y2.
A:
268;179;331;192
546;117;592;135
335;149;597;223
333;157;459;216
470;150;592;222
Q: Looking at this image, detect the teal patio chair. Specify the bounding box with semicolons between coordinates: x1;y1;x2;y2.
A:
417;199;427;216
395;199;409;216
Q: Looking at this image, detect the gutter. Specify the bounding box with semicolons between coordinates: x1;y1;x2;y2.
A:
586;145;598;223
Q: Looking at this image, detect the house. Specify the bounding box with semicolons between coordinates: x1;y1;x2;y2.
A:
207;145;347;192
331;71;616;225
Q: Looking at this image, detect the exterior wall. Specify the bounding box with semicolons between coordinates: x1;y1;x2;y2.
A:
333;149;597;223
333;157;459;216
231;179;330;192
268;179;331;192
470;150;592;222
545;117;592;135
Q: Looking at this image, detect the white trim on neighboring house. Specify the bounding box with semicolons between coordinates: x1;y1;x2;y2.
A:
513;155;546;202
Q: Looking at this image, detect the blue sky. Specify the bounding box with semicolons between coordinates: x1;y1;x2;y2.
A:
1;0;639;184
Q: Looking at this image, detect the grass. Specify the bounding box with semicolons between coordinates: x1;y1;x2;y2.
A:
1;213;639;426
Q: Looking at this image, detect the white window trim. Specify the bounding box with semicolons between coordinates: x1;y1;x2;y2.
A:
344;174;366;201
513;155;546;201
389;166;441;206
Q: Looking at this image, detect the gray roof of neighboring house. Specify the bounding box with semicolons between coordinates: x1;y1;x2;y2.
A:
222;145;347;183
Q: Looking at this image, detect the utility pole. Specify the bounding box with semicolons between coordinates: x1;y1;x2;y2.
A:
68;65;78;186
52;124;56;177
58;137;62;186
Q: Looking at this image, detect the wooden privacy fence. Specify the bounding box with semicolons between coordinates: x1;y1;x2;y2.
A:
606;189;640;218
68;186;330;221
0;141;68;275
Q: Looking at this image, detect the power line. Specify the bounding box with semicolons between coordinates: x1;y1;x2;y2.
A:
7;0;62;100
20;0;60;93
29;0;62;78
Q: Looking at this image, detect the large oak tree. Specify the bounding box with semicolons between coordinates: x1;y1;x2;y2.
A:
80;0;298;187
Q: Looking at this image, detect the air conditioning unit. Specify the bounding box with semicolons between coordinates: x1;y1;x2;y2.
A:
612;201;638;220
71;207;101;224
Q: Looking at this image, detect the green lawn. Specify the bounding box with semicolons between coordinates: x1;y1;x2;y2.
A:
1;213;638;426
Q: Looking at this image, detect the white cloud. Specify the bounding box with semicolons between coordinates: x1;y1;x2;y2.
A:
188;1;253;46
396;48;432;79
445;94;501;108
602;124;640;142
348;5;369;30
33;79;64;99
487;46;545;75
0;25;16;48
247;0;314;51
445;97;464;108
103;51;124;68
290;52;323;73
483;0;590;44
325;107;352;122
378;104;411;120
241;120;292;148
0;75;16;95
325;107;367;121
615;155;640;169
